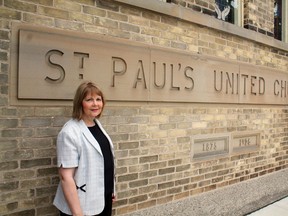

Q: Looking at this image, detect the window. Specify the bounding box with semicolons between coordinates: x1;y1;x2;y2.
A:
215;0;243;27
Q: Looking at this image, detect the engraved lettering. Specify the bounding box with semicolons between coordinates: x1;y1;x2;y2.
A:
202;142;217;152
153;62;166;89
133;60;147;89
214;70;239;94
250;75;257;95
184;66;194;91
259;77;265;95
193;135;229;159
74;52;89;79
170;64;180;91
45;49;65;83
236;73;239;94
241;74;248;95
281;80;287;97
239;138;251;147
225;72;235;94
74;52;89;69
214;70;223;92
274;80;279;96
17;30;288;104
275;80;288;98
111;57;126;87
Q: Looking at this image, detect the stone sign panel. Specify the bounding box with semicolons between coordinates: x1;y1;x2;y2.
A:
10;24;288;105
192;134;230;159
232;132;260;152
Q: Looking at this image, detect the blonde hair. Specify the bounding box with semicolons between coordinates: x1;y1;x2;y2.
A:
72;81;105;120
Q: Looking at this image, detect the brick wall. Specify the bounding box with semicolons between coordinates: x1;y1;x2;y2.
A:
0;0;288;215
243;0;274;37
110;106;288;214
170;0;215;15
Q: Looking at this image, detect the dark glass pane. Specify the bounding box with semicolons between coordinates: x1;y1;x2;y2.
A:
274;0;282;40
215;0;235;24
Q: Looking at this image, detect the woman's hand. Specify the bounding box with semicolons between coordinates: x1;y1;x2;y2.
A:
112;193;116;203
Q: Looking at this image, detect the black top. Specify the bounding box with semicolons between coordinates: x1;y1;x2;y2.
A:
88;123;114;195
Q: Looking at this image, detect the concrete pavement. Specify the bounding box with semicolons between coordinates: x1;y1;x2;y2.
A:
246;196;288;216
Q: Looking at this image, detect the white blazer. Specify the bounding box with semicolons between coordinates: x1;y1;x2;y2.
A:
53;118;115;215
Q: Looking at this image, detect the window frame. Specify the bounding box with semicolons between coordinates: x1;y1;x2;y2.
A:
282;0;288;42
234;0;244;27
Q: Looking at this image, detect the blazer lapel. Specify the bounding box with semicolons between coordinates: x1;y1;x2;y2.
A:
78;120;103;156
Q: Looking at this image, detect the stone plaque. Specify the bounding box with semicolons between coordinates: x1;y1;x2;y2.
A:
10;24;288;105
192;134;230;159
232;132;260;152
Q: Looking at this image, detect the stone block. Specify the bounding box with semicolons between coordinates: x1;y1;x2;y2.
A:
129;194;148;204
36;205;58;215
4;0;37;12
38;6;69;19
4;209;35;216
36;185;57;196
21;158;51;168
34;148;56;157
0;181;19;192
159;167;175;175
20;178;50;189
0;8;21;20
129;179;148;188
3;150;34;161
117;158;138;166
116;204;137;215
120;22;140;33
4;170;35;180
0;139;18;151
0;30;9;40
118;141;139;150
0;161;18;171
37;167;58;177
55;19;84;31
158;181;174;190
139;170;157;179
116;188;138;199
21;138;52;149
23;13;54;26
139;155;158;164
55;0;81;12
118;173;138;182
138;199;157;210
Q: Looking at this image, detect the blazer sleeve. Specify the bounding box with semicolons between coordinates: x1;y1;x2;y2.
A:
56;125;80;168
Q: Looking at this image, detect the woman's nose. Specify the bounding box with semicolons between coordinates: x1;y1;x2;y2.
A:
92;99;97;105
93;99;100;105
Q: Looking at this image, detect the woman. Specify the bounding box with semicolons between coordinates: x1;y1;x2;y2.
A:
53;81;115;216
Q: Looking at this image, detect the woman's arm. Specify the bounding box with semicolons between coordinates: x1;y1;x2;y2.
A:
59;167;83;216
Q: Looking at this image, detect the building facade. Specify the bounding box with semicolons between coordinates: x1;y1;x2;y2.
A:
0;0;288;215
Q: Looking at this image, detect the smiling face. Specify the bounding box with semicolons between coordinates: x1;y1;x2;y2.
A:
72;82;106;121
81;92;103;125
